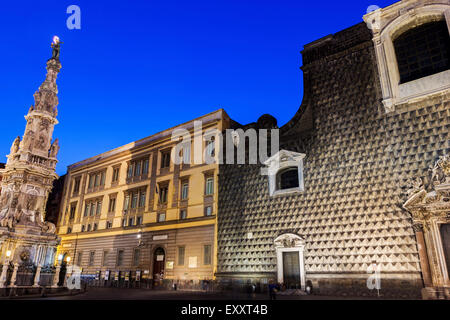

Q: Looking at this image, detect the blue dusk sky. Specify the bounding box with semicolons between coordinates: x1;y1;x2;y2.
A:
0;0;395;175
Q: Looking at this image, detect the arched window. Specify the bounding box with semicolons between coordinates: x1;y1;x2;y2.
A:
276;167;299;190
394;20;450;83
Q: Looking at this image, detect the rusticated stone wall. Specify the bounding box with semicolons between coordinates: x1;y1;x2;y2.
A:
217;22;449;298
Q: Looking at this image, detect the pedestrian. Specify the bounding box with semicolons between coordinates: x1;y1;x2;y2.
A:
268;280;277;300
246;281;253;299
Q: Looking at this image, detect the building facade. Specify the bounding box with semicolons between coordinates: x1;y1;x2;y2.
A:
216;0;449;298
56;110;230;287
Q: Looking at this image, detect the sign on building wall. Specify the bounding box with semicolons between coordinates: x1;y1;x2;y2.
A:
189;256;197;268
105;270;110;281
136;270;141;281
153;235;168;241
156;255;164;261
166;261;174;269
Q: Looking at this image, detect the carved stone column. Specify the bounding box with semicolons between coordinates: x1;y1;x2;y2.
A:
9;263;19;287
0;261;9;288
33;264;42;287
413;223;432;287
52;264;61;288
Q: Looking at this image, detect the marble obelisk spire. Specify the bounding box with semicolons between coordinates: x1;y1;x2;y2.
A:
0;36;62;233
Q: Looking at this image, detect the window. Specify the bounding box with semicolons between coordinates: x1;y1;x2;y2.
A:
133;248;140;266
108;197;116;213
129;217;134;226
89;175;94;189
131;192;138;209
96;201;102;215
142;159;149;175
84;203;89;217
89;251;95;266
112;167;120;182
87;224;91;232
276;167;299;190
93;223;98;231
69;203;76;220
180;209;187;220
205;177;214;195
124;194;130;211
122;219;127;227
159;185;168;204
203;245;212;265
90;202;96;216
158;213;166;222
67;227;72;234
81;225;85;232
181;182;189;200
106;221;113;229
136;216;142;225
206;140;215;157
76;252;82;266
102;250;108;266
161;151;171;169
183;144;191;164
100;172;106;186
178;246;185;266
139;191;146;208
117;250;124;267
204;206;213;216
394;21;450;84
73;177;81;195
94;174;99;187
135;161;141;176
127;164;133;178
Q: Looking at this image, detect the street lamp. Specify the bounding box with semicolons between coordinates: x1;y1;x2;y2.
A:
5;251;11;259
58;254;63;262
66;256;71;263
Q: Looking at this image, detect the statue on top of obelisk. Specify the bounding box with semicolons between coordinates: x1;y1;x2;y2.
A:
50;36;63;61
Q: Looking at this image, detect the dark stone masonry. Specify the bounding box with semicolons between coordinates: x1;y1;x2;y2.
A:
216;22;449;298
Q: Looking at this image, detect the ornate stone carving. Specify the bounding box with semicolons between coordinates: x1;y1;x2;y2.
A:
49;139;60;158
0;39;62;233
10;136;20;155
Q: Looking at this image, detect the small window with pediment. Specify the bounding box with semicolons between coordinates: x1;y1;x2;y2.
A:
264;150;305;197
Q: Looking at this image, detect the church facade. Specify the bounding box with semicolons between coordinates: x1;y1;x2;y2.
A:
216;0;450;299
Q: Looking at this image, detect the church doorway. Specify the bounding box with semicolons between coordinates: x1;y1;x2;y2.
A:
274;233;306;290
152;247;165;287
440;224;450;279
283;251;301;288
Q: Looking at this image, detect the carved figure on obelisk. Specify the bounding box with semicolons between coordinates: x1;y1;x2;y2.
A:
10;136;21;154
49;138;60;158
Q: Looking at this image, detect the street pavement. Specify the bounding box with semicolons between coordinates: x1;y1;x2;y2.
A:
18;287;391;300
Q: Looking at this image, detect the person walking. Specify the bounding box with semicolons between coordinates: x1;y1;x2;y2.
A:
268;280;278;300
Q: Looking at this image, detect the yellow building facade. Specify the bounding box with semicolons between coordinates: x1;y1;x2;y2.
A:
56;109;230;287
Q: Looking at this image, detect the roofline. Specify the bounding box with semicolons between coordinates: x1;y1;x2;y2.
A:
68;108;229;171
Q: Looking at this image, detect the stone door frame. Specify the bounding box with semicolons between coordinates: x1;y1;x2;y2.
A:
274;233;306;290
